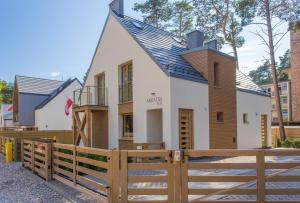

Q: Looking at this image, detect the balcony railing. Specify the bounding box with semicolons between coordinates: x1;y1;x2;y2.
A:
119;82;132;104
73;86;107;107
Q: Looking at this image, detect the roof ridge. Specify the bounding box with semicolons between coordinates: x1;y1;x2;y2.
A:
16;75;64;82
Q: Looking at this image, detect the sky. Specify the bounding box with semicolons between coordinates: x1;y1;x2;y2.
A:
0;0;290;83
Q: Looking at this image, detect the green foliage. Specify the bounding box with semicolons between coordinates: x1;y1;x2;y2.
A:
133;0;172;29
170;0;194;37
249;61;272;84
280;139;300;148
192;0;256;62
282;139;294;148
0;80;13;104
248;49;291;84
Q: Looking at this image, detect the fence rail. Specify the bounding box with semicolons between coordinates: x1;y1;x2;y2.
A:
17;141;300;203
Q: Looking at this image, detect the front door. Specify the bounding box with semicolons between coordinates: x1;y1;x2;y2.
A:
261;114;268;147
179;109;194;149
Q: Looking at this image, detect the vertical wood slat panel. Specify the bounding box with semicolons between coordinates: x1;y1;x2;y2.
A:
121;150;128;203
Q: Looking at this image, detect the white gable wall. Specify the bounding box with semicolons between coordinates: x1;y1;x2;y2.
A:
237;91;272;149
170;78;209;149
35;80;82;130
85;14;171;148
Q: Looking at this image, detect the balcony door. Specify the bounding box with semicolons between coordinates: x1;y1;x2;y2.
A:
96;73;105;105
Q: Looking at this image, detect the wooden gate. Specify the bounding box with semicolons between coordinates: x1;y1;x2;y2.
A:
179;109;194;150
120;150;174;203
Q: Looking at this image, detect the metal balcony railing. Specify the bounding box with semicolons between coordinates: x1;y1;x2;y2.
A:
73;86;107;107
119;82;133;104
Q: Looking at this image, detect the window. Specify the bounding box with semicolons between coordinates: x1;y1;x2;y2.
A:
281;96;288;104
123;114;133;138
243;113;249;124
216;112;224;123
213;62;220;87
281;83;288;91
119;63;133;103
267;88;271;93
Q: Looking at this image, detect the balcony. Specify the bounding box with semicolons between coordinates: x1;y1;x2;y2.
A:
73;86;107;108
119;82;132;104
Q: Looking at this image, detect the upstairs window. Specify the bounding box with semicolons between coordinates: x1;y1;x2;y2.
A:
216;112;224;123
119;62;133;103
213;62;220;87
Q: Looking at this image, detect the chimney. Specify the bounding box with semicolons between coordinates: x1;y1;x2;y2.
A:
290;20;300;122
186;30;204;49
109;0;124;16
204;40;218;50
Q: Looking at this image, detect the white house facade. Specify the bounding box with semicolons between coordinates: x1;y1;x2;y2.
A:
35;79;82;130
74;0;271;150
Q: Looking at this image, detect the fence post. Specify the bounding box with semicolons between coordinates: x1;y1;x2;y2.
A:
31;141;35;171
21;139;24;164
72;145;77;185
257;150;266;203
173;150;182;203
45;142;52;181
181;150;189;203
111;150;120;203
120;150;128;203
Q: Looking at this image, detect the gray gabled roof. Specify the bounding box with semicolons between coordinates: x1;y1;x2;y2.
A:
112;11;268;96
16;75;65;95
35;78;82;110
112;12;207;83
236;71;268;96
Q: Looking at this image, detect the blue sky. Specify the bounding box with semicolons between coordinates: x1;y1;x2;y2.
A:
0;0;290;83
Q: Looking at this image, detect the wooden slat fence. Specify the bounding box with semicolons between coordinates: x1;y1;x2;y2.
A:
21;139;52;181
0;137;21;161
52;143;119;203
18;142;300;203
120;150;174;203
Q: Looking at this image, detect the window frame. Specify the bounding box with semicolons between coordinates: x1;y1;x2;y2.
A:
216;112;224;123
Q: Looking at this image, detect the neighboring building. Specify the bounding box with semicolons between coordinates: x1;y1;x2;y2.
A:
261;81;292;122
74;0;271;150
12;75;82;130
291;20;300;122
0;104;13;128
35;78;82;130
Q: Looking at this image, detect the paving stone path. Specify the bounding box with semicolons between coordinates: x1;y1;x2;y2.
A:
0;155;104;203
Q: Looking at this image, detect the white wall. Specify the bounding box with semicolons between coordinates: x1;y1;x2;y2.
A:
85;14;171;148
237;91;272;149
170;77;209;150
0;104;13;128
35;80;82;130
147;109;163;143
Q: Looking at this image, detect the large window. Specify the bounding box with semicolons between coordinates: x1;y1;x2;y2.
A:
123;114;133;138
119;63;133;103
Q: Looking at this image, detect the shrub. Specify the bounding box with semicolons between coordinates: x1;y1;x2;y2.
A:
282;139;294;148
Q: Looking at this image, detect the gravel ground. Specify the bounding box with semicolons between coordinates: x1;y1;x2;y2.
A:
0;155;105;203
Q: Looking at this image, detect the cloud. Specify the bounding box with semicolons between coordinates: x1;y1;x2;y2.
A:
50;71;61;77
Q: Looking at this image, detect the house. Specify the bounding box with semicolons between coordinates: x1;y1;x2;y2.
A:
261;81;292;122
74;0;271;150
35;78;82;130
12;75;82;130
0;104;13;129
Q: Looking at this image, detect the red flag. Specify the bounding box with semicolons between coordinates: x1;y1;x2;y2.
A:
7;105;13;112
65;98;73;116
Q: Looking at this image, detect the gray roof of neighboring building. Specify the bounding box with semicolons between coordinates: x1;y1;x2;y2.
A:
16;75;65;95
112;11;268;96
35;78;82;110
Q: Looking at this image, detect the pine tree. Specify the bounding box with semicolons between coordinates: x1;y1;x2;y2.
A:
133;0;172;29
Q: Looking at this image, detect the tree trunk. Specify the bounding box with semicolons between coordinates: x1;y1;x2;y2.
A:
231;40;239;69
264;0;286;141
